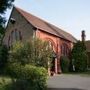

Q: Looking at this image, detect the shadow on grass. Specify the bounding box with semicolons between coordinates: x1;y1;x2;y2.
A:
47;88;84;90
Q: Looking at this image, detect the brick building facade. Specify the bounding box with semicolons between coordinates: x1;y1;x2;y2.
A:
3;7;77;74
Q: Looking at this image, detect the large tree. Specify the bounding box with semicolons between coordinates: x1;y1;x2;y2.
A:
0;0;14;25
0;0;14;71
0;0;14;44
0;0;14;14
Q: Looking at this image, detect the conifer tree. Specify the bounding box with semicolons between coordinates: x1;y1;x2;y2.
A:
71;41;88;72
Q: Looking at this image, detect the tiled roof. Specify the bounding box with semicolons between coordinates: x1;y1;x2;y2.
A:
85;41;90;52
15;7;77;43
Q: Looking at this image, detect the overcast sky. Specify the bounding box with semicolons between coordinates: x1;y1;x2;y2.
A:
5;0;90;40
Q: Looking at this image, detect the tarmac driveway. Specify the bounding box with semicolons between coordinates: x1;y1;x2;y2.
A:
47;74;90;90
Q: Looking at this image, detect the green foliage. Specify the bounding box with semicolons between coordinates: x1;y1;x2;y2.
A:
0;0;14;45
87;52;90;67
9;38;53;69
71;41;88;72
0;25;5;45
9;42;26;65
7;63;47;90
0;17;5;45
0;45;8;73
30;38;53;68
0;77;12;90
0;0;14;14
60;56;70;73
7;38;52;89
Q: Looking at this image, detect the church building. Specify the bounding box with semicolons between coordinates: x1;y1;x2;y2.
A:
3;7;77;74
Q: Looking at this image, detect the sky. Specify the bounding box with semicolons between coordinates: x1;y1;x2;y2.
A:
5;0;90;40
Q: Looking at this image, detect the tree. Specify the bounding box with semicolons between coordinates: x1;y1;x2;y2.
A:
0;45;8;73
0;0;14;44
0;26;5;45
0;0;14;14
0;0;14;25
9;38;53;69
71;41;88;72
0;1;14;69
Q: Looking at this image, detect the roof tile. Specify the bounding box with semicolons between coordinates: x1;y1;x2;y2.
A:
15;7;77;43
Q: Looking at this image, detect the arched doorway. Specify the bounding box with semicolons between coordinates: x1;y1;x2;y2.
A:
44;38;57;75
47;40;57;75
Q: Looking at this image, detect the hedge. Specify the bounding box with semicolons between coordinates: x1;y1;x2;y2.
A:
6;63;47;90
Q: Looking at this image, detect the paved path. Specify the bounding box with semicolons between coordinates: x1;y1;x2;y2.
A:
47;74;90;90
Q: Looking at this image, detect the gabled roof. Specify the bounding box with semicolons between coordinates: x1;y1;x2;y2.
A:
14;7;77;43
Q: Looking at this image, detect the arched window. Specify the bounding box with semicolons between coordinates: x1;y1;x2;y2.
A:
14;29;22;41
8;30;22;48
61;43;69;56
19;31;22;41
45;38;56;51
15;29;18;41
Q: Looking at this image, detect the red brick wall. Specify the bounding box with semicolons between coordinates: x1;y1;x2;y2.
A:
36;29;72;74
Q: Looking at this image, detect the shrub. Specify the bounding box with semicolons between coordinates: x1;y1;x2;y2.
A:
9;39;53;69
7;63;47;90
7;38;52;90
60;56;70;73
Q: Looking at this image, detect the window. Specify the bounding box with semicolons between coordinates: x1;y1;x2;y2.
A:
8;29;22;48
19;31;22;40
61;43;69;56
15;29;18;41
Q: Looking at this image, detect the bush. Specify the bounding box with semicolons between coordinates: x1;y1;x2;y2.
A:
9;39;53;69
7;63;47;90
7;39;52;90
60;56;70;73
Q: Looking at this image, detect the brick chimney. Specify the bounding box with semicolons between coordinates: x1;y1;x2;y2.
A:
81;30;86;42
